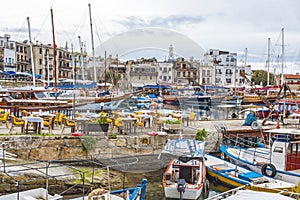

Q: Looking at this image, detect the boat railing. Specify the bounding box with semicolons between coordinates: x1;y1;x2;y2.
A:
206;185;248;200
223;134;272;163
207;184;300;200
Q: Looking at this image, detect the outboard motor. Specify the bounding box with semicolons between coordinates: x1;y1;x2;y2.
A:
177;179;186;200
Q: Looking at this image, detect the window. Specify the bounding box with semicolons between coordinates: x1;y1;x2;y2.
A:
39;48;42;54
273;146;283;153
226;78;231;83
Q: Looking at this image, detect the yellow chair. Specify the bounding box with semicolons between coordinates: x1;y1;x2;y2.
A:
54;113;65;128
43;116;54;134
189;112;196;125
113;117;124;133
21;110;30;117
136;118;145;132
61;116;76;134
9;115;25;134
0;111;9;128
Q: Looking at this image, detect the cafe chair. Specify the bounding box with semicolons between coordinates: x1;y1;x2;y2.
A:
54;113;65;128
61;116;76;134
189;112;196;125
43;116;54;134
21;110;30;117
113;117;124;134
136;118;146;132
0;111;10;128
10;115;25;134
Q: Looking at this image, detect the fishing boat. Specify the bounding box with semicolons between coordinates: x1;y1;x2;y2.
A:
160;139;208;200
220;128;300;186
68;178;147;200
205;154;296;193
163;156;208;200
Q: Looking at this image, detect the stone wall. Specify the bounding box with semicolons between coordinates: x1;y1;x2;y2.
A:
0;134;196;160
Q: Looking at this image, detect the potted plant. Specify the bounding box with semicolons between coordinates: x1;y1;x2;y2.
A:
97;112;110;133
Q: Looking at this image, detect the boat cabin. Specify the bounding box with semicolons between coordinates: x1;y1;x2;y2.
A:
265;129;300;171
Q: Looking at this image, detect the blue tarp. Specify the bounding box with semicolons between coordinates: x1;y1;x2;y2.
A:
144;84;171;89
243;113;257;126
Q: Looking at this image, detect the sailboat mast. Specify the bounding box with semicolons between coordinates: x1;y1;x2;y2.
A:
27;17;36;87
281;28;284;85
51;8;57;100
267;37;270;86
78;36;84;80
88;3;97;82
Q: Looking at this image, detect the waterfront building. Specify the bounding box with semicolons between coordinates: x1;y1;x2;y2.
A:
0;34;16;72
173;57;199;85
128;57;158;89
202;49;251;87
157;61;173;85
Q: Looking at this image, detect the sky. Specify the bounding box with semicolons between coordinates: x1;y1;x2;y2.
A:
1;0;300;74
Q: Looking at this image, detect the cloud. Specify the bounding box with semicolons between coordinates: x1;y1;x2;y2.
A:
117;15;205;30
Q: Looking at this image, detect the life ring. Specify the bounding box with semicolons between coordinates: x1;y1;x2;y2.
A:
261;163;276;177
88;188;108;200
251;121;259;130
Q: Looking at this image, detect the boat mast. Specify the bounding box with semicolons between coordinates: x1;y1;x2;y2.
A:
104;50;107;88
267;38;270;86
281;28;284;85
50;8;57;100
26;17;36;87
78;36;84;80
88;3;97;82
116;54;118;95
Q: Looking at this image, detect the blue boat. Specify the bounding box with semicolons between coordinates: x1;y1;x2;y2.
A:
68;178;147;200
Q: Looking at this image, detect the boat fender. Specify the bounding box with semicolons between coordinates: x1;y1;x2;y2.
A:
203;179;209;194
213;176;218;186
220;152;227;160
261;163;276;177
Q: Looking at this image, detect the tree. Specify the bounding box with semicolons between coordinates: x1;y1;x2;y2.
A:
251;70;276;86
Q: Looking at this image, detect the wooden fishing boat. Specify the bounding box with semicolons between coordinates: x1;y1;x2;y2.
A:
160;139;208;200
205;154;296;193
163;157;208;200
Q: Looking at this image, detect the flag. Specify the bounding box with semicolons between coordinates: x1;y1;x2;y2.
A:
54;43;57;49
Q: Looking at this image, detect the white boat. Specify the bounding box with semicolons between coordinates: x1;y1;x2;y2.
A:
0;188;63;200
161;139;208;200
220;128;300;186
163;157;208;200
208;189;296;200
205;154;296;193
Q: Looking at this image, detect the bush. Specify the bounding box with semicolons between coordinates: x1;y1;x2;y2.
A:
165;119;182;124
196;129;207;141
